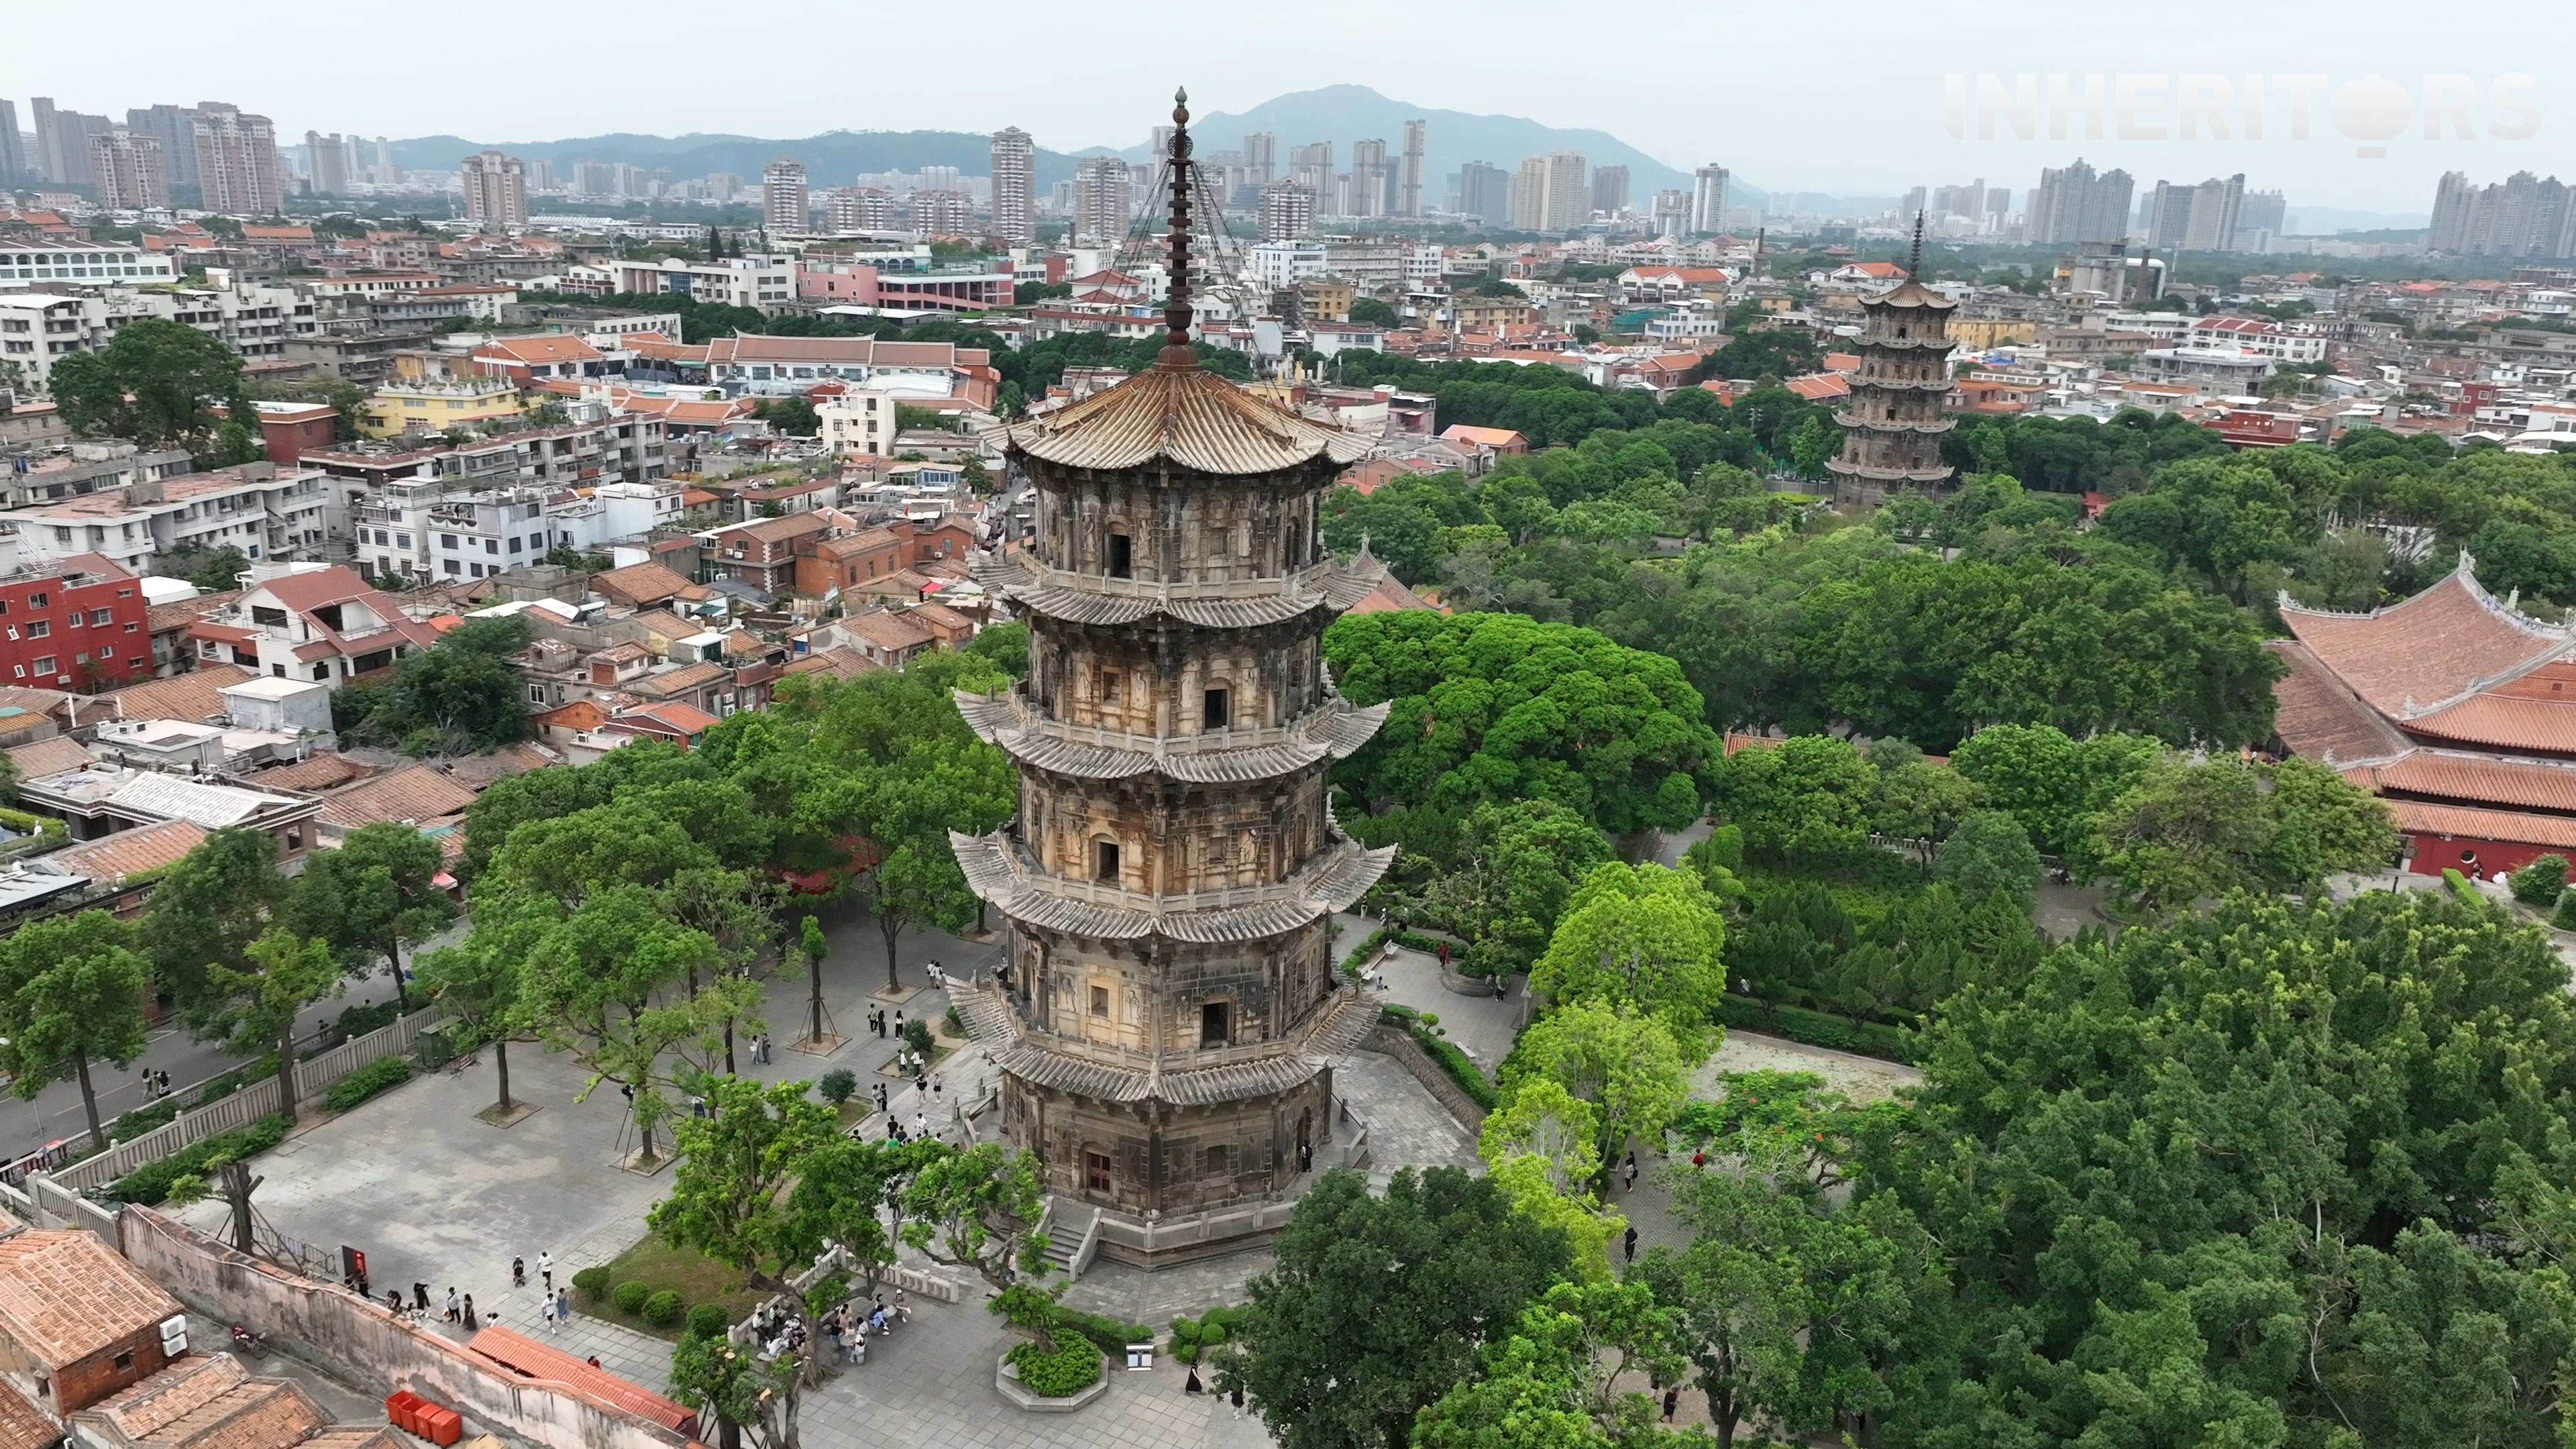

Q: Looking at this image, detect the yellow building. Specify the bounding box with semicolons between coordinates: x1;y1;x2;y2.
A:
1295;279;1354;324
1949;317;2039;349
358;377;527;437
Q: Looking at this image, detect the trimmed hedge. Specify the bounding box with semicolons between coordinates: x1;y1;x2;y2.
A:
611;1280;651;1314
1007;1338;1104;1397
110;1114;290;1204
1052;1305;1151;1356
110;1099;180;1144
642;1290;686;1328
686;1303;733;1340
571;1267;612;1301
1716;994;1915;1065
1169;1306;1252;1364
322;1057;411;1114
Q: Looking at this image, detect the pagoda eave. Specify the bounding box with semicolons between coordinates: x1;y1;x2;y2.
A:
948;978;1381;1107
955;690;1387;784
949;828;1394;943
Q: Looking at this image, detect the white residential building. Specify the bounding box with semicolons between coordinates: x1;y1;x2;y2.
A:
609;256;795;310
4;463;332;576
1244;241;1327;290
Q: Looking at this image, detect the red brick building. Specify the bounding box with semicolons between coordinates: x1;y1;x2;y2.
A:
0;554;152;692
0;1227;185;1416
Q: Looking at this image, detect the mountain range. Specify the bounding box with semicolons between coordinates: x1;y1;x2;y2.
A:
383;86;1771;211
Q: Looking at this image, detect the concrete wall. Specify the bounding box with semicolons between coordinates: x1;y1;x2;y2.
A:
117;1209;693;1449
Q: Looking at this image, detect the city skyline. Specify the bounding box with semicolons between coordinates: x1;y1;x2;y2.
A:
4;0;2559;212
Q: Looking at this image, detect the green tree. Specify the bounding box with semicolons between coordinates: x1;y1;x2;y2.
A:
0;910;152;1152
289;822;453;1011
1422;800;1613;977
896;1142;1063;1349
1870;887;2576;1448
138;826;290;1028
1866;757;1982;868
386;616;533;754
411;937;531;1116
1947;723;2161;866
651;1075;839;1427
754;396;820;436
207;929;344;1120
1528;862;1726;1030
2088;753;2396;910
1503;1001;1695;1189
1221;1167;1575;1449
1712;735;1877;867
1931;810;2040;911
1479;1079;1621;1277
669;1330;798;1449
851;735;1012;987
1413;1281;1696;1449
1326;610;1719;837
48;318;247;452
1348;297;1401;327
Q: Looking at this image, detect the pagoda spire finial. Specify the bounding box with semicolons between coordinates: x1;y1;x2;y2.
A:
1907;209;1926;282
1159;87;1198;368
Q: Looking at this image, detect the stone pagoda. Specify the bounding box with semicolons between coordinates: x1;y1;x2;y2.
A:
1824;215;1958;506
946;89;1393;1265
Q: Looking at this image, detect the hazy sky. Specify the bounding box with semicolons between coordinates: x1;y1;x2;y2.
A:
7;0;2569;213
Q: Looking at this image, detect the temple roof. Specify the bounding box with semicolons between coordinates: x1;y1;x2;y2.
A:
2265;639;2410;762
2281;565;2565;716
1003;362;1373;476
1863;278;1957;311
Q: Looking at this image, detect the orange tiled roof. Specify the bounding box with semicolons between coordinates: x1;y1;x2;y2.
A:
246;754;376;792
54;820;210;883
0;1229;184;1370
466;1326;695;1434
100;666;261;724
2266;641;2410;763
0;1379;52;1449
2281;568;2563;722
314;763;476;832
2386;798;2576;852
2343;748;2576;814
5;735;91;780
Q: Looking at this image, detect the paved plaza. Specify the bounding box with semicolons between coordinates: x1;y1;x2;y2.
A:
169;878;1925;1448
179;904;1489;1447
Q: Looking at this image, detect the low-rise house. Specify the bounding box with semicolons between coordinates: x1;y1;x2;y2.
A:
590;560;691;610
311;762;478;845
842;609;935;669
13;765;321;860
0;1228;185;1417
187;567;441;686
703;514;831;596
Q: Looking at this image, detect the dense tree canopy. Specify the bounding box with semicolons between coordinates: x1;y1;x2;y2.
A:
1325;610;1717;837
1847;888;2576;1448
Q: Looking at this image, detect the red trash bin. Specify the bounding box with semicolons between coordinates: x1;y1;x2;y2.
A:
384;1392;425;1436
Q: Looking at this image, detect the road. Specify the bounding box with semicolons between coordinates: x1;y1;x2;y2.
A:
2;966;422;1163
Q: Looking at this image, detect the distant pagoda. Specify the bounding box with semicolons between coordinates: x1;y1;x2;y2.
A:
946;90;1393;1264
1825;214;1958;505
